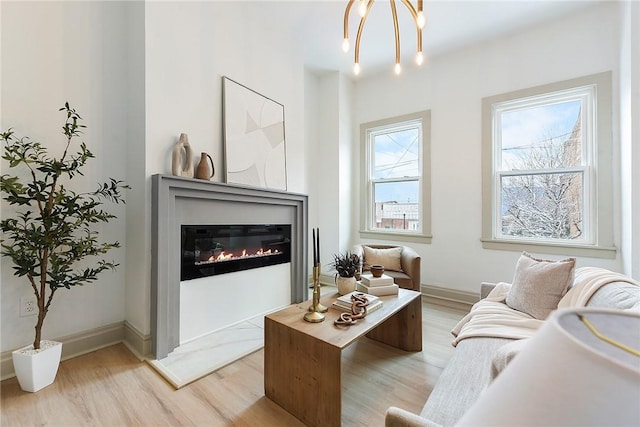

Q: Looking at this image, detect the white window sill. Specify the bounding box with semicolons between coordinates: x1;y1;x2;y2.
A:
359;230;432;244
481;238;616;259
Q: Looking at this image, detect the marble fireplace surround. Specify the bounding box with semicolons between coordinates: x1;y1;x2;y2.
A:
151;174;308;359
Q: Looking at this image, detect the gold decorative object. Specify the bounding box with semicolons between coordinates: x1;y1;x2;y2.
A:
304;264;325;323
308;264;328;313
304;228;325;322
342;0;426;76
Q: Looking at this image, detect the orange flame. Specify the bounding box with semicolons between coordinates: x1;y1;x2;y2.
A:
206;248;279;263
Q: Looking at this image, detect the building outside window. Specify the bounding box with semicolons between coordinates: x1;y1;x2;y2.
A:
481;72;615;258
360;111;432;243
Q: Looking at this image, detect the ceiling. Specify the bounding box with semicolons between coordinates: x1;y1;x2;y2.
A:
256;0;603;77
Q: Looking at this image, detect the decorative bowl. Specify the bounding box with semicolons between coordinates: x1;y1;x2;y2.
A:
370;265;385;277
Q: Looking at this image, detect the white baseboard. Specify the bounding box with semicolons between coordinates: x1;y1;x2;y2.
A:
123;321;153;360
421;284;478;308
311;275;477;309
1;321;151;380
307;273;336;288
319;273;335;286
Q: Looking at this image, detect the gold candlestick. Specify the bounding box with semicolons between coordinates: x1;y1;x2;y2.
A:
308;264;328;313
304;265;325;322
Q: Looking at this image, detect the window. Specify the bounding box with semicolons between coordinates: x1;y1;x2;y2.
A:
360;111;431;243
482;72;615;257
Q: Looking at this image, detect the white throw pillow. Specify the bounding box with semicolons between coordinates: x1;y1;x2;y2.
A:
505;252;576;320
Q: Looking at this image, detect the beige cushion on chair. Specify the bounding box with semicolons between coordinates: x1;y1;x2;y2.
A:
363;246;403;272
352;244;421;291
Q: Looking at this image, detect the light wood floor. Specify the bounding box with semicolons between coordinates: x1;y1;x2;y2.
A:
1;298;468;427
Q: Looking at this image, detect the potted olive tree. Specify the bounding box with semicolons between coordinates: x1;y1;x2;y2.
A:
0;103;128;392
330;251;361;295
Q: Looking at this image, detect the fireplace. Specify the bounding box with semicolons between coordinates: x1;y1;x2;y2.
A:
151;175;308;359
181;224;292;280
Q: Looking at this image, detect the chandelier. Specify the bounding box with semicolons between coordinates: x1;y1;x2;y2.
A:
342;0;425;76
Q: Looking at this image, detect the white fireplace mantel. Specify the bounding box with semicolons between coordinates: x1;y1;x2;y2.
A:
151;174;308;359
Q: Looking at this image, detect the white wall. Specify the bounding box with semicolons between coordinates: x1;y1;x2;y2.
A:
619;1;640;279
311;72;355;277
1;1;132;351
351;2;628;292
315;72;341;272
144;1;305;184
124;0;148;342
138;1;308;337
1;0;309;353
338;74;355;252
305;70;321;269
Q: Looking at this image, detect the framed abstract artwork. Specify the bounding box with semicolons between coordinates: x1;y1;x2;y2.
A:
222;77;287;190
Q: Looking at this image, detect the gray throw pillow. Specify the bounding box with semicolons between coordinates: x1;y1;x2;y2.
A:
506;252;576;320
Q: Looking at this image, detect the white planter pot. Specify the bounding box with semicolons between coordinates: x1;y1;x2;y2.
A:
12;340;62;392
336;276;357;295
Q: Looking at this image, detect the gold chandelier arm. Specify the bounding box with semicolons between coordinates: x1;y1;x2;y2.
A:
344;0;355;40
416;0;426;29
348;0;424;74
400;0;417;19
355;0;375;64
400;0;423;57
391;0;400;65
401;0;426;29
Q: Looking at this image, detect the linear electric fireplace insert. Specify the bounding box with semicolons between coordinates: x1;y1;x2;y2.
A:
181;224;292;281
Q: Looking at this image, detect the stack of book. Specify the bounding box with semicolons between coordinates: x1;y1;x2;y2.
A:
331;291;383;314
356;273;399;296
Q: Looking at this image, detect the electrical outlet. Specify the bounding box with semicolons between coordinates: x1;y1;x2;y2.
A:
20;296;37;317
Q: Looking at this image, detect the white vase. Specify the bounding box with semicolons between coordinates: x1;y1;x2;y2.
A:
171;133;194;177
336;276;357;295
12;340;62;392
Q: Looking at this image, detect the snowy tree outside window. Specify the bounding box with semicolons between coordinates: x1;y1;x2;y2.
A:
493;86;595;243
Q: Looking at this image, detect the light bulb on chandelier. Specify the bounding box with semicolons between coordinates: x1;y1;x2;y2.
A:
342;38;350;53
358;0;367;17
342;0;426;76
416;11;426;29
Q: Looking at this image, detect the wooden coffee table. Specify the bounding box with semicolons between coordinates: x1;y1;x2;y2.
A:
264;288;422;427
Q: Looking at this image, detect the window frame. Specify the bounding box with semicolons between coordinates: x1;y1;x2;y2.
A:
481;72;615;258
359;110;432;244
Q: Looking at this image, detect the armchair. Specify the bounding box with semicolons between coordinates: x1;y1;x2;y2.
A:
351;244;421;291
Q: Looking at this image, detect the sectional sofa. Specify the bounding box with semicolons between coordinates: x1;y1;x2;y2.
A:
385;262;640;427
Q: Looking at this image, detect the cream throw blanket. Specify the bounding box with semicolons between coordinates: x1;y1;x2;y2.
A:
451;267;640;346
